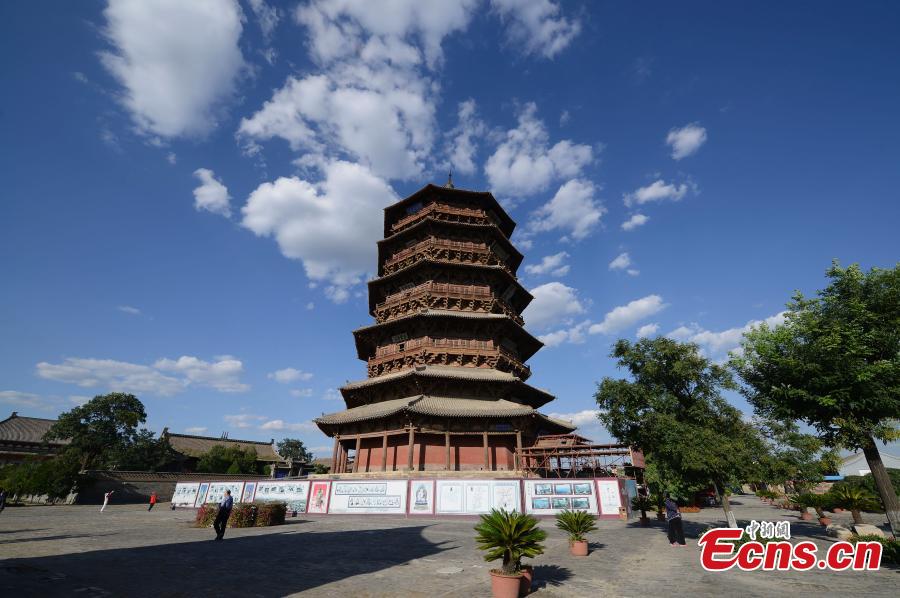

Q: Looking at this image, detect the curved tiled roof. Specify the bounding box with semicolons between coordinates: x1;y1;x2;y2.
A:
165;433;284;462
382;184;516;238
0;413;68;445
315;395;535;426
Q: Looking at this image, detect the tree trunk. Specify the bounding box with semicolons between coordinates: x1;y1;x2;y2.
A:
851;509;863;525
861;436;900;535
714;480;737;527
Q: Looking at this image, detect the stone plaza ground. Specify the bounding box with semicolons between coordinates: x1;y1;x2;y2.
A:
0;495;897;597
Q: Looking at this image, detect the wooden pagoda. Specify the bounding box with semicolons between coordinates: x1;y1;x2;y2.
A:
316;180;574;474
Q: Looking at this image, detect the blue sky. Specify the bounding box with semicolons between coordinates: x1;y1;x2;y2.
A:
2;1;898;456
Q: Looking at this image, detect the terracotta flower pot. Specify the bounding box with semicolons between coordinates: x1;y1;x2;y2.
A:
570;539;589;556
818;516;832;526
519;565;533;596
490;570;523;598
800;512;813;521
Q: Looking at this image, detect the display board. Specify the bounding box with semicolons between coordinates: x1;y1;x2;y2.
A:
328;480;408;514
307;480;331;514
194;483;210;507
241;481;258;503
435;480;522;514
255;480;310;513
596;479;623;516
523;480;598;515
205;481;245;505
171;482;200;507
409;480;435;515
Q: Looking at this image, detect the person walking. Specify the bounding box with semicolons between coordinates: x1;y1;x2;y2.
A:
0;488;7;514
664;494;686;546
148;492;158;511
100;490;114;513
213;490;233;541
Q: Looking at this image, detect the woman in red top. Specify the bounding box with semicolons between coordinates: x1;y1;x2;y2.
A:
148;492;158;511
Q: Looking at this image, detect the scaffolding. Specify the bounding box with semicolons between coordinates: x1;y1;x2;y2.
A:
517;434;644;479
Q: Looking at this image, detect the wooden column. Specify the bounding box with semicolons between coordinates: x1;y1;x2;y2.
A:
483;431;490;470
339;442;346;473
407;427;415;471
515;431;522;470
445;431;451;471
353;435;362;473
331;436;340;473
381;432;388;472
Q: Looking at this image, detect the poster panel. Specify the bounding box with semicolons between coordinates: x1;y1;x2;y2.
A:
465;482;491;514
307;481;331;514
409;480;435;515
597;480;622;515
172;482;200;507
241;481;257;503
523;479;598;515
491;481;521;512
436;481;464;514
254;480;310;513
205;481;245;505
194;482;210;507
328;480;408;514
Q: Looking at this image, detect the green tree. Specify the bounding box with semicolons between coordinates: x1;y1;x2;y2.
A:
276;438;313;462
0;452;81;501
755;420;840;493
196;445;260;474
732;262;900;534
595;337;767;525
109;430;175;471
44;393;147;470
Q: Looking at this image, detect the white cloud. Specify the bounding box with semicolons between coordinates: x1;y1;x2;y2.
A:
666;123;707;160
68;395;92;406
524;252;570;277
666;312;786;359
636;323;660;338
539;320;591;348
623;179;688;207
485;103;593;198
528;179;604;241
248;0;279;40
444;99;486;175
154;355;249;392
306;302;315;310
290;388;314;398
0;390;47;409
322;388;342;401
259;419;317;432
546;409;603;428
241;160;398;302
117;305;141;315
491;0;581;58
524;282;586;330
224;414;265;429
268;368;313;383
608;252;632;271
589;295;667;335
626;269;640;277
166;152;177;165
559;110;570;126
192;168;232;217
185;426;208;434
36;355;249;396
99;0;245;138
240;0;478;180
621;213;649;231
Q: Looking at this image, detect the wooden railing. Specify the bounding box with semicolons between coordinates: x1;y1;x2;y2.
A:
367;340;531;380
390;203;502;234
373;282;523;325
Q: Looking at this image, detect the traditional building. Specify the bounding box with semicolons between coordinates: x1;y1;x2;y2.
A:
161;429;300;477
316;181;574;474
0;412;68;465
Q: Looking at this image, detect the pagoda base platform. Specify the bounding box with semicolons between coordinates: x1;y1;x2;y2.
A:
309;469;527;480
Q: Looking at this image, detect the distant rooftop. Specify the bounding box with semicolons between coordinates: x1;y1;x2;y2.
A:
0;412;68;445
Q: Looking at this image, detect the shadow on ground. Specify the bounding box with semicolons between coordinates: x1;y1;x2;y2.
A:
532;564;572;589
0;524;453;597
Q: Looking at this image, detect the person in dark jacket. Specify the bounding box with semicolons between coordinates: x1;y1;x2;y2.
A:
213;490;234;541
664;494;686;546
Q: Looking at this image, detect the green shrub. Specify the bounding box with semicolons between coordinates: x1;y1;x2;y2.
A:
255;502;286;527
474;509;546;575
555;509;597;542
194;504;217;527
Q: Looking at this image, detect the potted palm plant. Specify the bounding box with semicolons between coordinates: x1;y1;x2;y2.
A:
792;493;815;520
805;493;831;526
555;509;598;556
831;485;879;525
474;509;546;598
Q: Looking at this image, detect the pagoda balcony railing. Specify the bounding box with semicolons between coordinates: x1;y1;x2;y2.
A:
374;282;523;325
367;341;531;380
382;237;511;276
390;203;503;235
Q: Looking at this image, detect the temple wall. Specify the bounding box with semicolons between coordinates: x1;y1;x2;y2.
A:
353;433;516;472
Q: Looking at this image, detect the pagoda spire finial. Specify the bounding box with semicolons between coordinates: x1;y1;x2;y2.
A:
445;170;454;189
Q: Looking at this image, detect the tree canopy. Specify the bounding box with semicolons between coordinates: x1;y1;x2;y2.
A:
732;261;900;533
196;445;261;475
276;438;313;462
